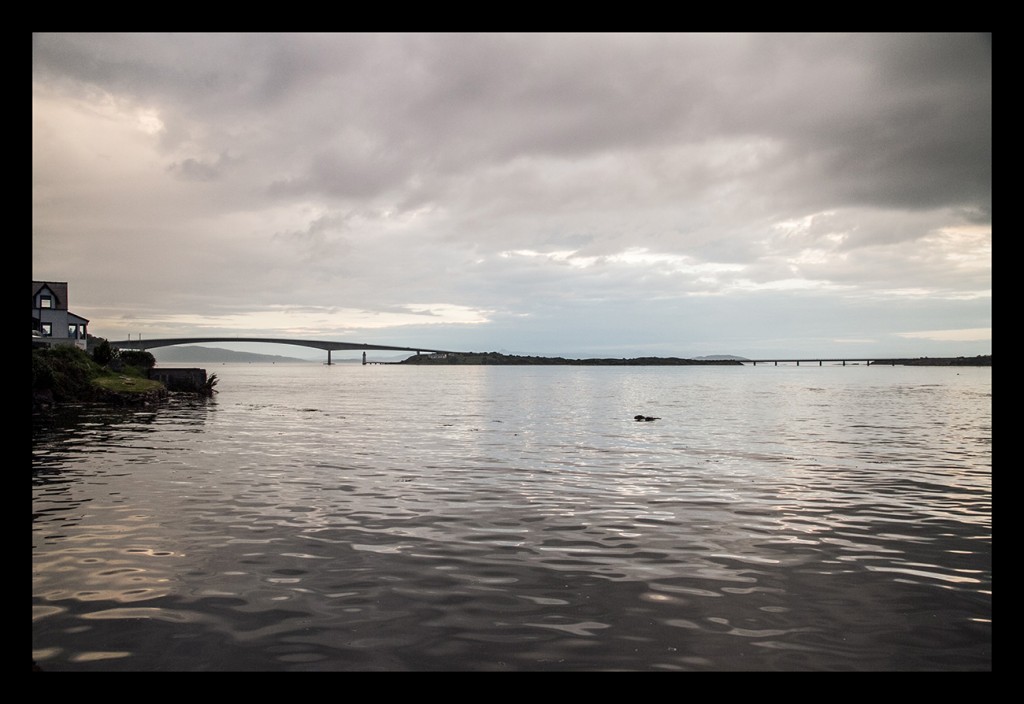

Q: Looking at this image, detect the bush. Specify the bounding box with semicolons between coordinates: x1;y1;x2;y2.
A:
32;345;102;401
202;373;219;396
118;350;156;371
92;338;114;365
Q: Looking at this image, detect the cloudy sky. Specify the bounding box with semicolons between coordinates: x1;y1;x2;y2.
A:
32;33;991;360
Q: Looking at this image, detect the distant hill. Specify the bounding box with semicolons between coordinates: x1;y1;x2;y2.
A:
150;346;315;364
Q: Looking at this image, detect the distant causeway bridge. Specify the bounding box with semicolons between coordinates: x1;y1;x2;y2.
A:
107;338;977;368
746;358;893;366
109;337;462;365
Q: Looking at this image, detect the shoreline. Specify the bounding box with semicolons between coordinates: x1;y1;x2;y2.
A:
399;353;992;366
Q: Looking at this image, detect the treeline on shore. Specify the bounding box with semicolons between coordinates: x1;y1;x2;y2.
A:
869;355;992;366
400;352;744;365
402;352;993;366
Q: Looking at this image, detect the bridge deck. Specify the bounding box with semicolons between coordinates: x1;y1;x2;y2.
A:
745;359;892;365
109;337;459;354
107;340;911;367
109;337;462;365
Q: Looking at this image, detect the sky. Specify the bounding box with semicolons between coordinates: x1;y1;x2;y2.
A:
32;33;991;360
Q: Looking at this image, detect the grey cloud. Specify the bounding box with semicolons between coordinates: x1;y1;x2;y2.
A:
37;33;989;219
167;152;240;181
33;33;991;358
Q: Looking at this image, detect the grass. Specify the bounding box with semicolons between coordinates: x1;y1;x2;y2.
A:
91;372;165;394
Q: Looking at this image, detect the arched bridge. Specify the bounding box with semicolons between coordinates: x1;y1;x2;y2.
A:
109;337;462;365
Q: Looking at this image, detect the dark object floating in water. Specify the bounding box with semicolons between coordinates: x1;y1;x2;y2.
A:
634;415;660;422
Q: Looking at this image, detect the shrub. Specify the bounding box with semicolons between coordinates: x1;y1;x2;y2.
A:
32;345;102;401
202;373;219;396
118;350;156;372
92;338;114;365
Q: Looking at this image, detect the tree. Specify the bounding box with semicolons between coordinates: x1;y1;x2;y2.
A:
92;338;114;365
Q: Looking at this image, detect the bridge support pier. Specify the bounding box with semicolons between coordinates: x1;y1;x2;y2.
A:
327;350;332;365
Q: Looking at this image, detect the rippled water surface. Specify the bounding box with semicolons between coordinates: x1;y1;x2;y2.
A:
32;363;992;671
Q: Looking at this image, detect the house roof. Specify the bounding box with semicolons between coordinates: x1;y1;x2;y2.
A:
33;281;69;310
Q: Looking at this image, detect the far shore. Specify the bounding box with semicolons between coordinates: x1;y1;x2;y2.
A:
397;353;992;366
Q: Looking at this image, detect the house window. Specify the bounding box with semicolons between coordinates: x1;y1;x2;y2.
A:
41;323;52;337
69;325;78;338
40;295;52;309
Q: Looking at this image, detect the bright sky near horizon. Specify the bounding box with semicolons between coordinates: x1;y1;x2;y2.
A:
32;33;991;360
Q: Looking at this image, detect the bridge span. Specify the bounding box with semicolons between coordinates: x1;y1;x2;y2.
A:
109;337;462;365
746;358;887;366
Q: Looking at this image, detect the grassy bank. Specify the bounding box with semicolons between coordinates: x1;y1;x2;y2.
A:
32;344;165;405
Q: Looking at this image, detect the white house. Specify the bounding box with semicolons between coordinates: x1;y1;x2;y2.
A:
32;281;89;350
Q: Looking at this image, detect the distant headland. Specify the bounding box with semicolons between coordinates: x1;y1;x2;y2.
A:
402;353;735;365
866;355;991;366
399;352;992;366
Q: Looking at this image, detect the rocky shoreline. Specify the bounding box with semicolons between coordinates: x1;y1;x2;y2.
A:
33;385;170;413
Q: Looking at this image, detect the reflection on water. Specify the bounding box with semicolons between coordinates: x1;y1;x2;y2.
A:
33;365;991;670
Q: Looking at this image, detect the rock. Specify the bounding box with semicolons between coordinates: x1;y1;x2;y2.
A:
33;388;55;412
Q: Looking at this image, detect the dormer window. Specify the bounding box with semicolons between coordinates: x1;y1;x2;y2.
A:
40;295;52;309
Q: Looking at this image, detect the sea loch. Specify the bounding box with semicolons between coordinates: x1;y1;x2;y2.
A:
32;362;992;671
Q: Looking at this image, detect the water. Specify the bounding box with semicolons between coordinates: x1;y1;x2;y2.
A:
32;363;992;671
